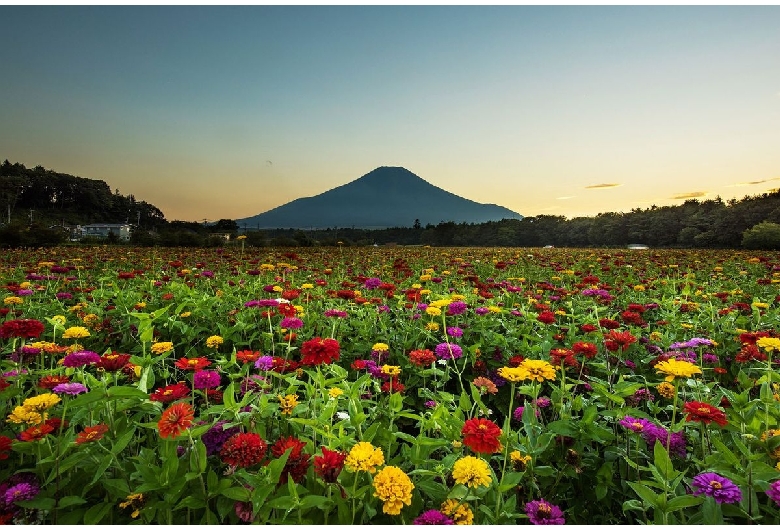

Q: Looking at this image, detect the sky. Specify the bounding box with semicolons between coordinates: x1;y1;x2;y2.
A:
1;5;779;222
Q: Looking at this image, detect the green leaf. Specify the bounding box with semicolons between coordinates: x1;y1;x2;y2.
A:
298;495;330;510
653;440;675;480
57;496;87;509
174;495;206;510
627;481;661;509
84;502;112;524
221;487;251;502
107;386;149;400
15;497;56;510
666;494;704;511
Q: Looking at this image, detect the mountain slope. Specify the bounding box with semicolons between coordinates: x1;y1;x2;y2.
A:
235;167;522;229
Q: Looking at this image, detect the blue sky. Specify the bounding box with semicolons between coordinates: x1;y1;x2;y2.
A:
1;5;779;222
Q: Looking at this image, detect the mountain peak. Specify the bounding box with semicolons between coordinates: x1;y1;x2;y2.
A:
235;167;522;229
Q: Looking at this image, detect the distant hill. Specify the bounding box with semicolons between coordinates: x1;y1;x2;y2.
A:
235;167;523;229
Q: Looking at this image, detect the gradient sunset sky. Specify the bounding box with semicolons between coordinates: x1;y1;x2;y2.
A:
2;5;779;223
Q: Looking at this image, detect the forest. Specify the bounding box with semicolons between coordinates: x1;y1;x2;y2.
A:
2;159;780;249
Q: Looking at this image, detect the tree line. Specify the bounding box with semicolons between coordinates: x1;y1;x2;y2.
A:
3;159;780;249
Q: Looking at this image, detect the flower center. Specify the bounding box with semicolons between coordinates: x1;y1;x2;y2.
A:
710;480;722;489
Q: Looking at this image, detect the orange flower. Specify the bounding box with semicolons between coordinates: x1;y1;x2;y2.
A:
157;402;194;439
76;424;109;444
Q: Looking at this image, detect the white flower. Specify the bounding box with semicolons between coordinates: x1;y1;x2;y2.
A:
335;411;350;421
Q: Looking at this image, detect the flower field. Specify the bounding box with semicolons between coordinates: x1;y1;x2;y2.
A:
2;244;780;524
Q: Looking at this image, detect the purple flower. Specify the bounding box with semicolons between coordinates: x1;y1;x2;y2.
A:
525;499;565;525
671;337;713;349
16;289;34;296
447;301;468;315
445;326;463;338
766;480;780;505
424;400;437;409
56;292;73;300
254;356;274;371
324;309;347;318
514;406;540;421
534;397;552;408
62;350;101;368
702;353;719;364
475;307;489;316
413;509;454;525
417;303;428;311
201;421;241;456
435;343;463;360
364;277;382;289
620;416;653;433
4;482;40;506
193;370;221;390
279;317;303;329
52;383;88;395
691;472;742;504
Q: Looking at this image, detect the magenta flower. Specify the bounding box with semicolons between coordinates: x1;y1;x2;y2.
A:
193;370;221;390
447;301;468;315
62;350;101;368
766;480;780;505
525;499;565;525
254;356;274;370
279;317;303;329
52;383;88;396
413;509;454;525
691;472;742;504
435;343;463;360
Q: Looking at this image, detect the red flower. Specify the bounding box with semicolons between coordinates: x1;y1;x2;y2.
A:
409;349;436;367
300;337;340;366
549;348;577;367
683;401;728;427
536;311;556;324
572;341;598;359
76;424;109;444
604;330;637;351
0;377;9;392
150;382;190;403
598;318;620;330
174;357;212;371
461;418;503;454
735;344;767;363
313;447;346;483
580;324;598;333
0;435;13;460
271;356;300;373
277;303;297;317
271;436;311;484
220;433;267;468
19;423;55;442
508;355;525;367
157;402;195;439
97;352;132;372
381;377;405;394
236;350;261;364
0;319;45;339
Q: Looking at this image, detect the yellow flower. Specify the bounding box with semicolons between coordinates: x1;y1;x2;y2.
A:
345;441;385;474
150;342;173;355
62;326;90;339
516;359;557;382
82;313;100;327
119;493;145;519
372;343;390;352
7;406;44;425
430;299;452;308
236;235;247;240
654;359;702;382
382;365;401;376
756;337;780;353
206;335;224;349
451;294;466;300
180;312;191;318
634;285;646;292
272;285;283;293
3;296;23;305
452;456;492;489
509;450;532;471
301;283;314;289
497;366;526;383
372;465;414;515
488;306;502;313
425;322;440;331
261;263;275;271
419;274;432;282
657;381;676;399
278;394;299;415
441;499;474;525
328;387;344;399
23;393;61;412
51;315;66;326
425;306;442;317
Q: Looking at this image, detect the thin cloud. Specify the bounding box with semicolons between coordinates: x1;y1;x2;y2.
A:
725;177;780;187
556;196;575;200
585;183;621;189
670;191;707;200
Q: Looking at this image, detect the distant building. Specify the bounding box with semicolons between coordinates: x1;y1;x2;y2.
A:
77;223;132;241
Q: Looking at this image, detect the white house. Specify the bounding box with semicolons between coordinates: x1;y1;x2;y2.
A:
77;223;132;241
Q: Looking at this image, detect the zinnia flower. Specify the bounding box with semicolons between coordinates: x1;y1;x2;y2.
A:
220;432;267;468
413;509;454;525
300;337;340;366
0;319;45;339
97;352;131;372
202;421;242;456
314;447;347;483
525;499;565;525
278;393;299;415
691;472;742;504
62;350;101;367
61;326;90;339
372;465;414;515
452;455;492;488
150;382;190;403
150;342;174;355
435;343;463;360
345;441;385;474
75;424;109;444
766;480;780;505
4;482;40;505
409;349;436;367
254;355;274;370
157;402;194;439
516;359;557;383
683;401;728;427
271;436;310;484
461;418;502;454
497;366;525;383
52;383;88;396
19;423;55;442
440;499;474;525
655;359;702;382
205;335;224;349
193;370;221;390
174;357;211;371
